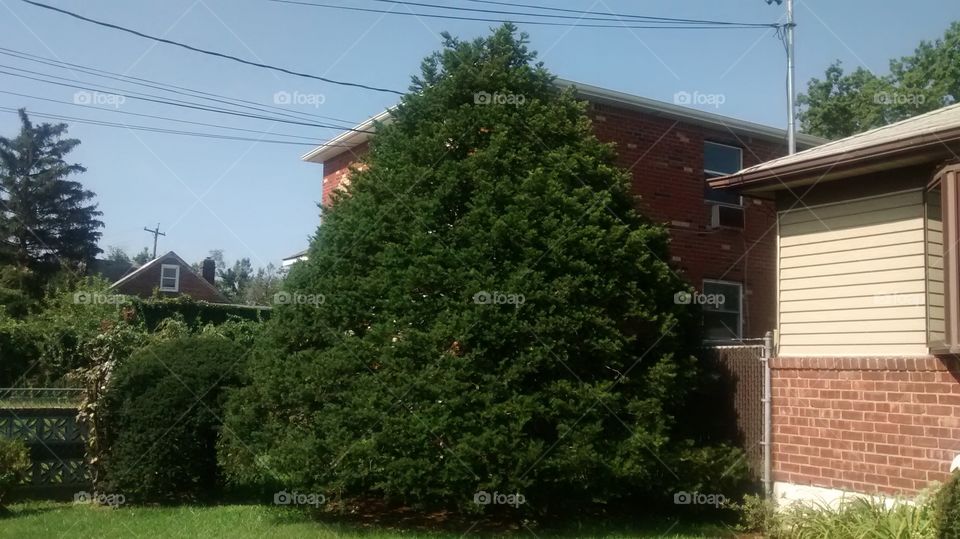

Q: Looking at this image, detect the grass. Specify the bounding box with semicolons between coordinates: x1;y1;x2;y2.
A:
0;501;737;538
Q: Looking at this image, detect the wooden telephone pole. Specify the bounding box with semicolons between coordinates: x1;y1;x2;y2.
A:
143;223;166;259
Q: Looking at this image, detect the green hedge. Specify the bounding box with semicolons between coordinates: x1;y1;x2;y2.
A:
100;336;248;503
132;297;270;331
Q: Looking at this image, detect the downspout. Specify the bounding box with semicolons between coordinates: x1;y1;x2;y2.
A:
762;330;774;499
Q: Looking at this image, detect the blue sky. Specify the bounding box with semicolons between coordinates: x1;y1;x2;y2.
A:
0;0;957;269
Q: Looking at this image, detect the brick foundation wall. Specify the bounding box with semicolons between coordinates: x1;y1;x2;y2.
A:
772;356;960;495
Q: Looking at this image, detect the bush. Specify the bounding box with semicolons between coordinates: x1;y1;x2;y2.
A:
0;437;30;506
100;336;248;503
221;26;738;516
934;471;960;538
776;497;933;539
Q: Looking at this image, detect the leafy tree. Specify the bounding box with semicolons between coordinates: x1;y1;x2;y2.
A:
105;246;132;264
0;109;103;289
222;25;736;515
132;247;151;265
242;263;282;306
799;22;960;138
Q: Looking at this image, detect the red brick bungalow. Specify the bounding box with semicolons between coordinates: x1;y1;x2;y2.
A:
297;79;824;341
710;103;960;505
109;251;228;303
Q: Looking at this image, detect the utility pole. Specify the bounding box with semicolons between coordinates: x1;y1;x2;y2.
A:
769;0;797;154
786;0;796;154
143;223;165;259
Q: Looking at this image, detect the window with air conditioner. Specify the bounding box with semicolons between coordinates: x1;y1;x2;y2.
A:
704;141;744;228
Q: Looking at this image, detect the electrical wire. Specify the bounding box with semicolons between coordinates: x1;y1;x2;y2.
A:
269;0;779;29
462;0;768;27
0;65;376;133
0;46;360;127
19;0;405;95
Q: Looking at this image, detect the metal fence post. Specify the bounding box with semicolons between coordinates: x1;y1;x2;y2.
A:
762;330;774;499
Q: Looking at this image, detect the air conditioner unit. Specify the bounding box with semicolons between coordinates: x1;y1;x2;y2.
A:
709;204;744;229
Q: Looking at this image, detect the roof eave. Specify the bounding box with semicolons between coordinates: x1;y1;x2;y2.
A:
709;128;960;193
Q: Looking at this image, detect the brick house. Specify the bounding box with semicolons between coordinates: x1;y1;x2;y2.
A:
710;103;960;504
298;80;823;341
109;251;227;303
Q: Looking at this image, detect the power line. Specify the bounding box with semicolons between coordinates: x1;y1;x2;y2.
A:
367;0;776;27
19;0;405;95
0;65;376;133
0;90;324;141
268;0;779;29
462;0;768;27
0;106;317;145
0;106;362;147
0;46;361;127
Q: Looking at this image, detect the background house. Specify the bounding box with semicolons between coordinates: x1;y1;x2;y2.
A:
710;103;960;505
299;79;824;341
109;251;228;304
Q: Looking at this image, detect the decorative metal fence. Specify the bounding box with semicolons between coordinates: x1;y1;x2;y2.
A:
0;389;89;497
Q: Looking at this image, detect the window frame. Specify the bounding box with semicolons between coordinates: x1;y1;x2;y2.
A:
702;278;743;342
703;141;744;208
159;264;180;292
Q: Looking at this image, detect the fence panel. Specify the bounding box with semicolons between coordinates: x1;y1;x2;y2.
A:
0;390;89;498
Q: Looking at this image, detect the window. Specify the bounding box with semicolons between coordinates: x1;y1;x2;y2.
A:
928;164;960;353
704;141;743;206
159;264;180;292
702;279;742;341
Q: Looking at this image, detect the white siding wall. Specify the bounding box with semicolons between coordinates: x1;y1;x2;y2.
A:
778;190;929;356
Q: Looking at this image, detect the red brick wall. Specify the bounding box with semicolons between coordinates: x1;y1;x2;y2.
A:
587;102;786;338
319;104;793;338
322;141;369;206
772;356;960;494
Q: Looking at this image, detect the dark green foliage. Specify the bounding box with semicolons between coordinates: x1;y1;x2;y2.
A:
0;437;30;506
134;296;270;330
100;336;248;503
799;22;960;138
223;25;736;515
0;109;103;289
934;471;960;538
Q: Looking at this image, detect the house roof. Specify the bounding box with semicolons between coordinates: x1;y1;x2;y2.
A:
709;102;960;193
109;250;228;302
301;78;826;165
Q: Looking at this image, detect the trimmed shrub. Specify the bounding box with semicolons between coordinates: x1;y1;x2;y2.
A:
100;336;248;503
934;471;960;538
0;437;30;506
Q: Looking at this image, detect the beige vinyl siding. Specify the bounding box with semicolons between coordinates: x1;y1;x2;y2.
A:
778;189;928;356
926;188;945;344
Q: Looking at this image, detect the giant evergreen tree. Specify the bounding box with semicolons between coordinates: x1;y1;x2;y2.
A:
222;25;743;515
0;109;103;283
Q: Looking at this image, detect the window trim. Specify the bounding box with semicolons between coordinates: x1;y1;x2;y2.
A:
929;164;960;355
159;264;180;292
702;278;743;341
703;140;743;178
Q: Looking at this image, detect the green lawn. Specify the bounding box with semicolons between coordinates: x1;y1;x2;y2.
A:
0;502;737;538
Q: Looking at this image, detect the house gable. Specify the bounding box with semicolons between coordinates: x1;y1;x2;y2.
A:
110;251;228;303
